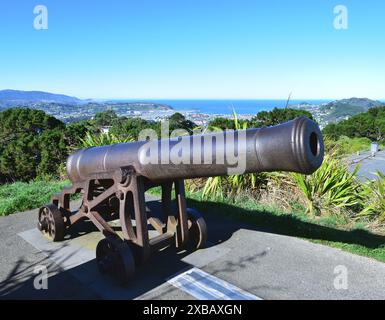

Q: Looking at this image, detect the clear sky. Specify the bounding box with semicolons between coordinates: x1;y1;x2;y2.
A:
0;0;384;100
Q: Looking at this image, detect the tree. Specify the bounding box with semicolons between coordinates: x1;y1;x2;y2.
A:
322;123;340;140
38;129;67;178
93;109;118;127
250;108;314;128
0;108;67;182
168;113;196;133
65;120;93;149
110;117;160;140
323;106;385;142
208;117;237;130
0;133;39;181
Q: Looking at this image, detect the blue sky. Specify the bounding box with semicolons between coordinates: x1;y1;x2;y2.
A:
0;0;384;99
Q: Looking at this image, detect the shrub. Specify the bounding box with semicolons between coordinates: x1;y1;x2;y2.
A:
323;106;385;141
193;110;266;199
358;172;385;222
324;135;374;156
290;155;363;216
79;131;134;148
195;174;270;199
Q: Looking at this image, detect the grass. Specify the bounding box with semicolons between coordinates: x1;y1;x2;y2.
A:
0;180;71;216
149;187;385;263
2;180;385;263
326;136;384;156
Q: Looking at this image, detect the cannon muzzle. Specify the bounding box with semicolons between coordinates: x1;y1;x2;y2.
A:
67;116;324;183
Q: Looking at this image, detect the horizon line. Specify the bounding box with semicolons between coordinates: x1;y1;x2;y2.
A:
1;89;385;102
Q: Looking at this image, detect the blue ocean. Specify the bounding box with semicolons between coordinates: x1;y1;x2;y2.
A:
111;99;330;115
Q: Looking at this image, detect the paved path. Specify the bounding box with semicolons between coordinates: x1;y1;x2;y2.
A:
349;150;385;180
1;196;385;300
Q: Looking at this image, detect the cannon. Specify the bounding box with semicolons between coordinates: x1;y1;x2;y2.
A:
37;116;324;284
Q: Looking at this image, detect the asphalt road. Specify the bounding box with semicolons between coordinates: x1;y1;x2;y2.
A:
349;150;385;180
1;196;385;300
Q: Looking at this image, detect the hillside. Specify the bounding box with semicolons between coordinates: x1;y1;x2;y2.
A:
292;98;385;128
324;98;383;116
0;89;83;106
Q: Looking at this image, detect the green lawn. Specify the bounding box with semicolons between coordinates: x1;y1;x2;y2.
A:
0;180;71;216
182;190;385;263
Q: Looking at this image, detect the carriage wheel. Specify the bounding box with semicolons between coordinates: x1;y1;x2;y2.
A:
96;238;135;285
186;208;208;250
38;204;65;242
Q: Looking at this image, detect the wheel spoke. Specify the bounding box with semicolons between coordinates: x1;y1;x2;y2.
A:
96;239;135;285
37;204;65;241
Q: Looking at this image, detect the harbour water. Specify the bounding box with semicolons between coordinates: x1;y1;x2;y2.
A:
110;99;330;115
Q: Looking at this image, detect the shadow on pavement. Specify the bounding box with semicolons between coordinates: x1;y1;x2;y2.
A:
0;253;99;299
3;196;385;299
187;198;385;250
0;199;270;299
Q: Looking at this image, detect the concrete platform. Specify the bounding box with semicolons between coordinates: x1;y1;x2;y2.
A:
2;196;385;300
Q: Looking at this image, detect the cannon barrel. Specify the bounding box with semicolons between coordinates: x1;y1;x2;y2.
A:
67;116;324;183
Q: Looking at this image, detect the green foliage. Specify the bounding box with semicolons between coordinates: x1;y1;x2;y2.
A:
0;108;196;184
0;108;66;182
198;111;267;199
79;131;134;148
109;113;197;140
322;123;339;140
0;180;71;216
250;108;314;128
201;176;225;199
65;120;94;150
208;117;234;130
169;112;196;133
195;109;384;222
110;117;160;140
196;111;367;220
323;106;385;141
4;105;385;235
200;174;269;199
208;108;314;130
290;155;362;216
359;172;385;221
93;109;118;127
38;129;68;177
186;190;385;263
325;136;374;156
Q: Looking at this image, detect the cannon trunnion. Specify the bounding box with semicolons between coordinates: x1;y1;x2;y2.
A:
37;117;324;285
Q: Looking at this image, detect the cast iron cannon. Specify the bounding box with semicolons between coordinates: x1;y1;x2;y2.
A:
38;116;324;284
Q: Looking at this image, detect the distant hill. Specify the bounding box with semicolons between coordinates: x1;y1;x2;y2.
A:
292;98;385;128
324;97;383;114
0;89;83;107
0;90;175;123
